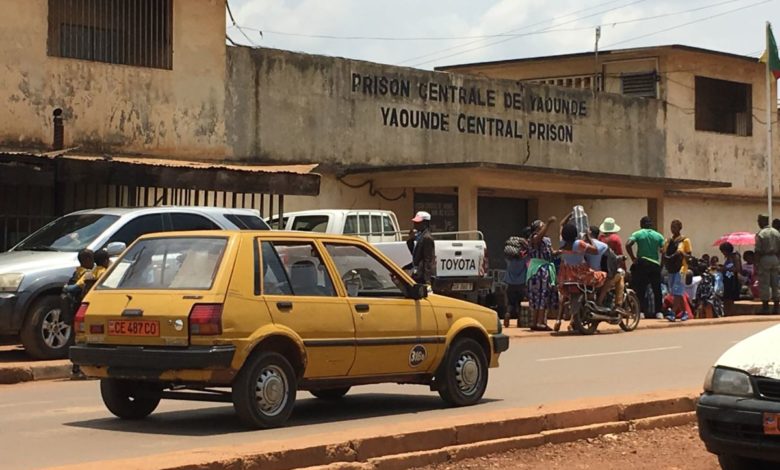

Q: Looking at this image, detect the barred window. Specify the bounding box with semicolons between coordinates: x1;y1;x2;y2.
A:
47;0;173;69
695;76;752;136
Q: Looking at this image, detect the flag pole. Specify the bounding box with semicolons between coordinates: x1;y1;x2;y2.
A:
767;21;774;221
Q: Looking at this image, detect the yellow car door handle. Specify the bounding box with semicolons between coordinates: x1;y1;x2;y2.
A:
355;304;370;313
277;301;293;310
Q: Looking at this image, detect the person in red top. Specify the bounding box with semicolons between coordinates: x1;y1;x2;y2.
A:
598;217;625;269
598;217;623;254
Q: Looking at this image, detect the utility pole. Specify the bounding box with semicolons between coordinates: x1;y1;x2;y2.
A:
594;26;601;92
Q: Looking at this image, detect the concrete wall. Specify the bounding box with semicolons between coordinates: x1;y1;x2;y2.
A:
442;47;780;196
661;49;779;192
0;0;228;158
227;47;666;178
279;174;413;224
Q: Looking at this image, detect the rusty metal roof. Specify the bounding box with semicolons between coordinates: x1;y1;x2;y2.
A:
0;150;320;196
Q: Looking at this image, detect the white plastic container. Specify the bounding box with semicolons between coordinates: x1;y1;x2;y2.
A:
572;205;590;239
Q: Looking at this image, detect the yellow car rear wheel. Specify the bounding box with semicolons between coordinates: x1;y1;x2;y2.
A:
232;351;297;428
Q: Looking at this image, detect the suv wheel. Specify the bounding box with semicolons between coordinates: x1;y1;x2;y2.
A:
20;295;73;360
232;351;297;428
100;379;162;419
310;387;351;400
436;337;488;407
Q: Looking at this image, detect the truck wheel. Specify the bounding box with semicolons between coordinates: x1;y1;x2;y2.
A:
310;387;351;400
20;295;73;360
718;454;774;470
232;351;297;428
100;379;161;420
436;337;488;407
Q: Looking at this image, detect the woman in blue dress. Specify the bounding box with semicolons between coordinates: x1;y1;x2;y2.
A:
526;217;559;331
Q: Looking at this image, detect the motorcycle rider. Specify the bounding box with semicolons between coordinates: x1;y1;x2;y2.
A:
591;226;624;309
558;223;606;289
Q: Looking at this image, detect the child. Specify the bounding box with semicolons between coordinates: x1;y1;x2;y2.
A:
91;249;110;285
719;242;742;316
62;249;94;303
743;250;758;299
696;262;724;318
63;249;94;379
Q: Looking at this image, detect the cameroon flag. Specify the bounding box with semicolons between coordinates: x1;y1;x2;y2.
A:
760;23;780;80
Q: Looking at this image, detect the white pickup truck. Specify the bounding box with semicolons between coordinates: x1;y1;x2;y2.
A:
272;209;493;303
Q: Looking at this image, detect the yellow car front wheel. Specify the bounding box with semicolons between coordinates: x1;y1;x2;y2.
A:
436;337;488;407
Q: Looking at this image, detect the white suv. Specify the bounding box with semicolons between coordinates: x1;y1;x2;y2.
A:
0;207;268;359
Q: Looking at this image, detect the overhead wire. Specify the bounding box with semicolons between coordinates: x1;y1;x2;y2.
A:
226;0;260;47
602;0;775;48
399;0;639;65
408;0;651;67
230;0;743;42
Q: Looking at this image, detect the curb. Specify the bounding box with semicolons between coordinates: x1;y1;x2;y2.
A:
0;361;71;385
503;315;779;338
51;389;701;470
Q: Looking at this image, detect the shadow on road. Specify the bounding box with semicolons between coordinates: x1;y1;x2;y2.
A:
0;345;30;363
64;392;500;436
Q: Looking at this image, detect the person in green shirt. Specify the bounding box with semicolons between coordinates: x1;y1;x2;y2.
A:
626;216;665;318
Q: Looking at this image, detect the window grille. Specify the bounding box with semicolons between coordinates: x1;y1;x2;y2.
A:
695;76;752;136
47;0;173;69
620;72;657;98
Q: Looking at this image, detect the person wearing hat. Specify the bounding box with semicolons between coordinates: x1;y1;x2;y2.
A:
598;217;624;257
406;211;436;285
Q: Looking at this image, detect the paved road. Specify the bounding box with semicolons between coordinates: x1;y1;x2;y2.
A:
0;322;774;469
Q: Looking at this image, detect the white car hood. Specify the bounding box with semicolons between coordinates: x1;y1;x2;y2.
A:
716;323;780;380
0;250;78;275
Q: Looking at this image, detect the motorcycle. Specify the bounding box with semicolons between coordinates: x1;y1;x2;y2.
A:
556;271;641;335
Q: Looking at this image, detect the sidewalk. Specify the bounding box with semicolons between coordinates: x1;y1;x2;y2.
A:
0;345;71;384
503;312;779;339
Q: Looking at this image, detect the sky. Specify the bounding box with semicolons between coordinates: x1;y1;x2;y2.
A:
226;0;779;69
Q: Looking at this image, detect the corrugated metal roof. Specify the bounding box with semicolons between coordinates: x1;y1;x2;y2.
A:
0;149;318;175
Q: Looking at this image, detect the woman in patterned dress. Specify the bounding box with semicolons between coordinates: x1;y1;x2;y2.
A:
526;217;559;331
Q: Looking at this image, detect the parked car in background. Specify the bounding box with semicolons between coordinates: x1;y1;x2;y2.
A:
0;207;268;359
70;230;508;428
697;323;780;470
273;209;493;304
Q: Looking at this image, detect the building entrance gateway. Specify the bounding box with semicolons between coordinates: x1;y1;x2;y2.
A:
478;196;529;270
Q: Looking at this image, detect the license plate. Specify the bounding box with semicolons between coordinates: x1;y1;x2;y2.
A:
451;282;473;292
764;413;780;435
107;320;160;337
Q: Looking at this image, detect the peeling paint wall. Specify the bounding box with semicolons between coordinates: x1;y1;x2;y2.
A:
226;47;666;178
442;47;780;196
0;0;228;158
662;49;779;193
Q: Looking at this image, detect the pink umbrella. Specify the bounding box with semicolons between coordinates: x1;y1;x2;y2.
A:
712;231;756;247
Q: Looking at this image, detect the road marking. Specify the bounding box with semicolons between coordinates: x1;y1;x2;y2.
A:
537;346;683;362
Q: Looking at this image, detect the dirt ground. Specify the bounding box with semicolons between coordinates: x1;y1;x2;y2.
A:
418;424;721;470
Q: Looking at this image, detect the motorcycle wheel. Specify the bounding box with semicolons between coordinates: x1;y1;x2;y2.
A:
570;295;599;335
619;291;641;332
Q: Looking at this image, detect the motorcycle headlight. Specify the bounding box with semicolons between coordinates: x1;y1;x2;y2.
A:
0;273;24;293
705;367;754;397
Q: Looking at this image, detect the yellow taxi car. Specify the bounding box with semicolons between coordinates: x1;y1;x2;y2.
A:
70;231;508;428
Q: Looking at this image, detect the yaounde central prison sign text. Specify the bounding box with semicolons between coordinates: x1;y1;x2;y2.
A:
351;72;588;143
